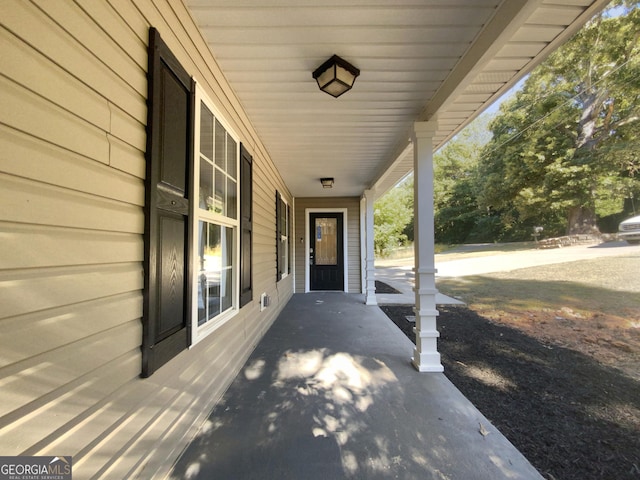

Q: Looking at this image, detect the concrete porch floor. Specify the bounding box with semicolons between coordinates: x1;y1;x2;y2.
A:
169;293;542;480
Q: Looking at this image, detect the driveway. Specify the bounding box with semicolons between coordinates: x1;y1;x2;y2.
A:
378;241;640;277
435;240;640;277
375;241;640;303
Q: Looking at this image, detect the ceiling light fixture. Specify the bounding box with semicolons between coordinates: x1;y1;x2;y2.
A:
320;178;334;189
312;55;360;98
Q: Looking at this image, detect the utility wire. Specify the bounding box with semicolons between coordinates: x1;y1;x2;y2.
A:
480;51;639;160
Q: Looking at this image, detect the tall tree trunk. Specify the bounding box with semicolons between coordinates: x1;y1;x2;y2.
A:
567;206;598;235
565;89;602;236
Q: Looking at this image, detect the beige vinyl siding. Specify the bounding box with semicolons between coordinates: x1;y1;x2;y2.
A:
294;197;362;293
0;0;292;478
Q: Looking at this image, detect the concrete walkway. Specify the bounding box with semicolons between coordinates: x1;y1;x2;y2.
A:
170;293;542;479
375;265;463;305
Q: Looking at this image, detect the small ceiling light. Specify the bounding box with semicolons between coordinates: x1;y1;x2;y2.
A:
312;55;360;98
321;178;334;189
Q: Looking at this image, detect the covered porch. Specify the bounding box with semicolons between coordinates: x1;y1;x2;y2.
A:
170;293;542;479
0;2;612;478
183;0;611;373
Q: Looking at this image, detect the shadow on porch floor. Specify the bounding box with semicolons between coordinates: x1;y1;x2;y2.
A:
169;293;542;480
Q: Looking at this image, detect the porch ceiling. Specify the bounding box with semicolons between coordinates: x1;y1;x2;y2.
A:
186;0;609;199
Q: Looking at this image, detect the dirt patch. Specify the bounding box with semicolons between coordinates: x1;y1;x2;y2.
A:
380;304;640;480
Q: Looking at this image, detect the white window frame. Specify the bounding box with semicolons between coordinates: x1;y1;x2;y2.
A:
191;83;240;345
278;195;290;280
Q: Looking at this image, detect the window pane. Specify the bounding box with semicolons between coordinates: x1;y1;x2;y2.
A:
198;221;222;325
279;199;287;234
215;119;225;170
315;218;337;265
197;221;235;325
215;170;226;215
200;102;214;161
199;158;214;211
224;226;234;269
221;227;233;312
194;91;240;336
227;136;237;179
227;178;237;219
221;268;233;312
197;222;207;326
287;205;292;273
280;238;286;274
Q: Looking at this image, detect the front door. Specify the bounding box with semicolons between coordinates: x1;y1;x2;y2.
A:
310;213;344;291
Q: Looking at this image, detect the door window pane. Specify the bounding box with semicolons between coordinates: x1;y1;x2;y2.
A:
315;218;337;265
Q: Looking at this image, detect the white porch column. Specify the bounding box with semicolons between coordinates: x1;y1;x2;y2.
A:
412;120;444;372
363;189;377;305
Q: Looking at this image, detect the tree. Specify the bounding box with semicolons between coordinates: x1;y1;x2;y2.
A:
433;114;492;243
477;2;640;235
373;178;413;255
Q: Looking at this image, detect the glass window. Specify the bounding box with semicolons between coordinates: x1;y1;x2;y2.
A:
276;193;290;280
199;104;238;218
193;86;240;342
198;222;221;325
315;217;337;265
200;103;214;160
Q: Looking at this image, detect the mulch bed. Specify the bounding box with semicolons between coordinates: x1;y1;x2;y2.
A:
375;280;401;294
379;304;640;480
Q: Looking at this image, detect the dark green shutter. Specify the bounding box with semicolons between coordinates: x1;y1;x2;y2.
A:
287;204;292;275
142;28;193;377
239;144;253;307
276;191;281;281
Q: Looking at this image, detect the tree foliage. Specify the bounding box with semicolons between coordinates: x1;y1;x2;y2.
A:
373;178;413;255
433;116;491;243
375;3;640;249
477;2;640;236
